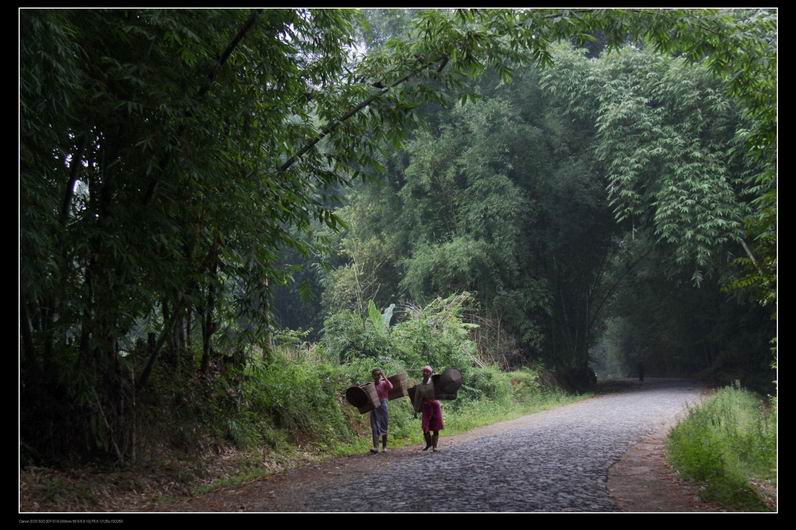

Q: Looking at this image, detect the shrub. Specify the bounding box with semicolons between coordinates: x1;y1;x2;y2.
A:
322;293;479;371
459;365;512;403
509;368;544;402
321;309;393;363
242;355;351;446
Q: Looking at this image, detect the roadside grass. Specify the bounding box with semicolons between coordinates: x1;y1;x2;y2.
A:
667;386;777;511
440;390;585;435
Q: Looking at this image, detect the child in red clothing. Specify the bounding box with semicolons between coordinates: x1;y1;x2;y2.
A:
413;365;444;452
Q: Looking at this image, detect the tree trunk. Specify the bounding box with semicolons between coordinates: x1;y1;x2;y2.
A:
262;275;272;363
200;238;220;373
185;307;193;367
200;274;217;373
137;301;183;390
162;300;179;370
20;299;38;372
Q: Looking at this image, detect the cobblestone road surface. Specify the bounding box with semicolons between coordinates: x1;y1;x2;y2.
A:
297;379;705;512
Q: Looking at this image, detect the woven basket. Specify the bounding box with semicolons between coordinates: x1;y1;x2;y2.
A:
387;372;410;400
344;381;381;414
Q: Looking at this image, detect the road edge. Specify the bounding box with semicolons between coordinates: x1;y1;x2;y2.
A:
607;389;727;513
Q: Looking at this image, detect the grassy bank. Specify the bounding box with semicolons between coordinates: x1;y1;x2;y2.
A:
666;386;777;511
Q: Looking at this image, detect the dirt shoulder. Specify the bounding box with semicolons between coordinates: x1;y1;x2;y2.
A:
607;389;727;512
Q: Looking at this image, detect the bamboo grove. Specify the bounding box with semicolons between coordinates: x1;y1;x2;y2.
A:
20;9;775;464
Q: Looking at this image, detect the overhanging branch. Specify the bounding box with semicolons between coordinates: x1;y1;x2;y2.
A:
278;55;448;176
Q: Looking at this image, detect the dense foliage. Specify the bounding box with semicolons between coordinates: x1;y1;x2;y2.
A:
315;38;774;385
20;8;775;466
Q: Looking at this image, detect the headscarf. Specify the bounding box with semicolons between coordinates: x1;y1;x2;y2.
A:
421;365;433;384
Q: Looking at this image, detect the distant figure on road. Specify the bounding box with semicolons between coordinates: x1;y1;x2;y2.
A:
414;365;444;452
638;361;645;384
370;368;393;454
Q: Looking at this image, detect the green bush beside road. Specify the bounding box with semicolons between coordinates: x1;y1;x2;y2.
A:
667;386;777;511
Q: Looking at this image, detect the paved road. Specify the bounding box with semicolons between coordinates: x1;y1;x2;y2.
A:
296;379;705;512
